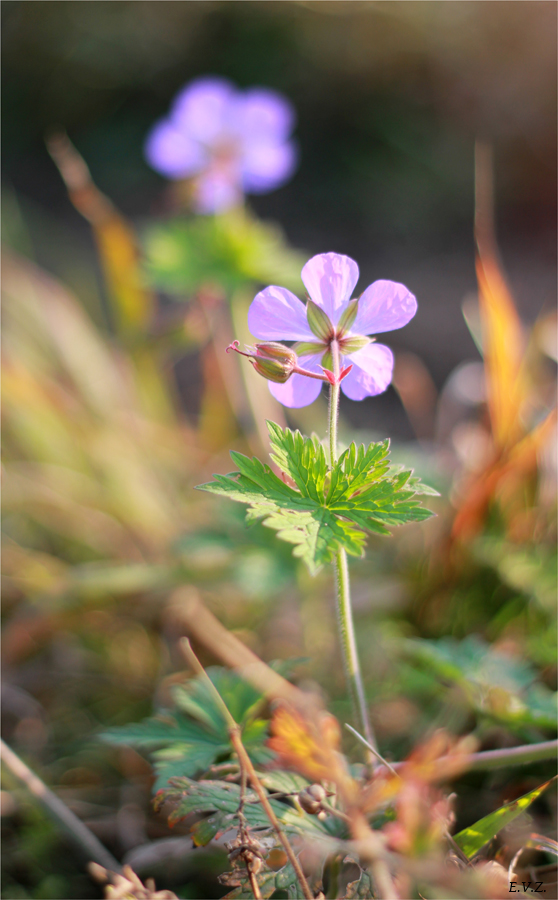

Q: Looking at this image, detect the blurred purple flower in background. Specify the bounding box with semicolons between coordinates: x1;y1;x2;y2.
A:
145;76;298;213
248;252;417;408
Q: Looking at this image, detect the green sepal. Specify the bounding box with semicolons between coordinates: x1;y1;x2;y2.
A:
340;335;372;355
321;349;332;370
306;300;333;341
337;299;359;336
293;341;327;357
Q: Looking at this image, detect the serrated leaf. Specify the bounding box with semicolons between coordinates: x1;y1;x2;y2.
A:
345;870;374;899
453;778;556;859
172;666;264;731
275;861;299;890
144;208;305;296
99;715;214;749
257;770;311;795
162;777;345;846
222;869;277;899
197;422;436;573
101;667;271;788
221;863;300;900
405;636;558;730
267;421;328;502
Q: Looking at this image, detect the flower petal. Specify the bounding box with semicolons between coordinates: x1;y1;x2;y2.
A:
240;140;298;193
340;343;394;401
144;120;207;178
353;280;417;335
248;286;315;341
301;253;359;325
269;354;323;408
194;170;241;213
233;88;296;142
171;77;235;144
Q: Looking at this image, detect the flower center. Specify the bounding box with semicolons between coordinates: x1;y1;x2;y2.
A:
300;298;372;359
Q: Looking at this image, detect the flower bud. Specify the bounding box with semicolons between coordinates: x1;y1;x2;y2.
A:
254;342;297;364
298;783;327;815
249;342;297;383
227;340;297;383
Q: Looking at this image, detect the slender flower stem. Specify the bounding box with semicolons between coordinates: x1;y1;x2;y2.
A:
328;341;378;760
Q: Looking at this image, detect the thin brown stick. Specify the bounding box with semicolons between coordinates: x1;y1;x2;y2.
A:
370;858;399;900
169;593;557;773
237;762;262;899
181;639;314;900
350;812;399;900
229;730;313;899
247;868;263;900
388;739;558;774
167;588;315;713
0;738;121;872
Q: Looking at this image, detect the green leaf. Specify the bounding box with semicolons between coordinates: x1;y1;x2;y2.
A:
100;715;223;749
197;422;436;574
221;862;301;899
222;869;278;899
345;870;374;899
257;770;311;794
160;777;345;846
405;636;558;730
267;421;328;501
453;778;556;859
100;667;272;789
143;209;305;296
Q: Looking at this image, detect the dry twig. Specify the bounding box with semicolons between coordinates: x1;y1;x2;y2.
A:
180;638;314;900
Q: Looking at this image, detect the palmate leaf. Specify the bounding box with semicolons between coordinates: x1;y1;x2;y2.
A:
197;422;437;574
221;862;301;899
405;636;558;731
158;776;345;847
345;870;374;899
101;667;273;790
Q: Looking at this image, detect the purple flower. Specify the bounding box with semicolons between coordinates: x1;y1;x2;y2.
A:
144;76;298;213
247;252;417;408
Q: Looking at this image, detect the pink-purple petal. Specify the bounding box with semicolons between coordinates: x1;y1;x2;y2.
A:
340;343;394;401
268;354;323;408
240;140;298;193
194;170;242;213
171;77;235;144
144;120;207;178
301;253;359;325
248;286;315;341
353;280;417;336
232;88;295;142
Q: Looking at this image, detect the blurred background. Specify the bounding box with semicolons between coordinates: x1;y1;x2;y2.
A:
2;2;556;898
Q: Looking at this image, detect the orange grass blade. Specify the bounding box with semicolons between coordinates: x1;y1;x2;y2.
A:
46;132;154;336
474;143;528;450
475;252;527;450
451;408;556;540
